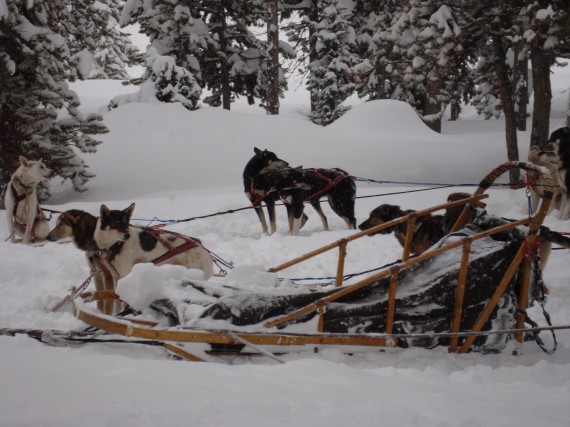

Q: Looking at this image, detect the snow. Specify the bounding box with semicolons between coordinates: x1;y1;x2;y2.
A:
2;59;570;426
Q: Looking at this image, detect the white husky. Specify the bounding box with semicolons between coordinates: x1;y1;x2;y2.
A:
5;156;53;243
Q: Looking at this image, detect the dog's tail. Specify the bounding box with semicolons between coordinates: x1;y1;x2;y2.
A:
540;227;570;249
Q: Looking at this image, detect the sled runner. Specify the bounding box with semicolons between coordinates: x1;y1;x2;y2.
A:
70;162;558;360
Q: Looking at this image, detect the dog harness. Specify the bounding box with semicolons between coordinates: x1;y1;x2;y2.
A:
301;168;353;200
103;227;203;266
10;179;47;239
143;227;203;265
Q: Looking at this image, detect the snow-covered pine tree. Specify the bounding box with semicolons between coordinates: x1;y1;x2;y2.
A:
120;0;210;107
462;1;525;185
0;0;107;204
378;0;463;132
121;0;285;110
64;0;142;80
521;0;570;146
350;0;398;101
199;0;275;110
307;0;358;125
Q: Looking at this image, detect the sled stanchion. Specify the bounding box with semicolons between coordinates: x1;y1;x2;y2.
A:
449;238;472;353
386;267;400;336
335;239;348;287
402;214;417;262
317;303;325;333
514;191;552;353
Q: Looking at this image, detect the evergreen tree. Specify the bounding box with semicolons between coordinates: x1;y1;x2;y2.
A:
121;0;288;110
0;0;107;203
65;0;142;80
521;0;570;146
307;0;359;125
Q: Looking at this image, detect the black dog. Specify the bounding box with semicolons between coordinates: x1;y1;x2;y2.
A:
254;166;357;235
243;147;307;234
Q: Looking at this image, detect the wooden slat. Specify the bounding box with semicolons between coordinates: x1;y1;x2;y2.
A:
335;239;348;287
402;215;416;262
385;267;400;335
74;305;395;347
449;238;472;352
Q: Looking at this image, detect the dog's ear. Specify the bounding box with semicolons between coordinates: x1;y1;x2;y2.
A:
19;155;29;167
124;203;135;219
254;147;261;154
100;204;110;219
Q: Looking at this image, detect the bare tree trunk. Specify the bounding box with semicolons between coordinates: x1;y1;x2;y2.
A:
309;3;319;111
567;83;570;127
423;73;443;133
266;0;280;115
529;48;552;147
220;13;231;111
493;35;522;186
515;54;528;131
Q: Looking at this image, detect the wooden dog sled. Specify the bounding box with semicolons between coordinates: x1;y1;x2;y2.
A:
71;162;558;361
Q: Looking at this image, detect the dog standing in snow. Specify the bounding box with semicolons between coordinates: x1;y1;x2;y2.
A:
5;156;53;243
93;203;214;284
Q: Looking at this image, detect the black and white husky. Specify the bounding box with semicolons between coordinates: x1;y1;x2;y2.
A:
4;156;53;243
93;203;214;282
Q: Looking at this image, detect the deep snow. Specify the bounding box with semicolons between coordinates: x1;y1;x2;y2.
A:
1;61;570;427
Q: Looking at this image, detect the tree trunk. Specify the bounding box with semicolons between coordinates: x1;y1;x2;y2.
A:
567;82;570;127
514;54;528;131
493;35;522;186
423;72;443;133
309;3;319;111
449;99;460;121
529;48;552;147
266;0;280;115
220;13;231;111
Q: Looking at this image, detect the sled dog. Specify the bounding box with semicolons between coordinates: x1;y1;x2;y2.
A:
537;127;570;220
5;156;53;244
254;167;357;235
243;147;308;234
527;145;562;214
93;203;214;284
46;210;117;314
358;203;446;255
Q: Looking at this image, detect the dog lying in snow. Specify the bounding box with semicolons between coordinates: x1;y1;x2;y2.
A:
358;203;446;255
253;166;357;235
360;192;570;291
5;156;53;244
93;203;214;281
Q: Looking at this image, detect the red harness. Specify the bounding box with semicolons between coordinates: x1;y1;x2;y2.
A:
303;168;353;200
139;226;202;265
10;181;46;238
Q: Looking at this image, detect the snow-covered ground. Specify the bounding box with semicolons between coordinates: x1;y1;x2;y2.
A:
1;62;570;427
